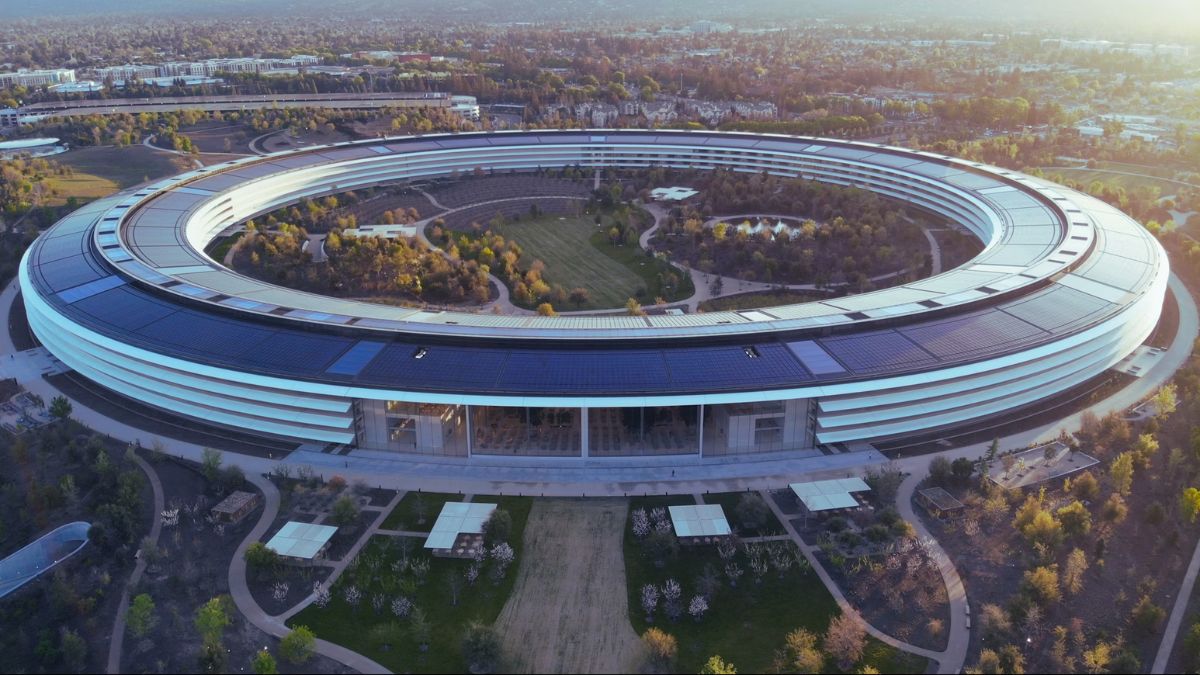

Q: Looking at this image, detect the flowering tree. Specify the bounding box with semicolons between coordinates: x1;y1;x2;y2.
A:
689;595;709;621
632;508;651;539
312;582;330;608
641;583;660;621
391;596;413;618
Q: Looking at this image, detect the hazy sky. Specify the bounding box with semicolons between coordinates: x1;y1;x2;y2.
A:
3;0;1199;40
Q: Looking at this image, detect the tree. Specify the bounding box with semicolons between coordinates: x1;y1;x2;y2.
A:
1082;641;1112;673
195;596;231;650
1056;502;1092;538
49;395;72;422
951;457;975;482
642;628;678;670
536;302;557;316
280;625;316;664
979;604;1012;642
1130;595;1166;636
823;612;866;670
127;593;157;638
975;649;1002;674
1021;566;1061;605
245;542;281;573
483;509;512;546
998;644;1027;674
1063;548;1089;595
734;494;771;533
1182;487;1200;523
700;655;737;674
1100;493;1128;524
410;607;432;651
569;287;590;308
60;628;87;673
200;448;223;485
251;649;278;674
1152;384;1178;417
927;456;953;486
1110;452;1134;496
626;297;645;316
331;495;360;527
1071;471;1100;501
776;627;824;673
462;622;503;674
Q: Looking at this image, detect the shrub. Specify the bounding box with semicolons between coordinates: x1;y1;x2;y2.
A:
279;625;316;664
642;628;678;670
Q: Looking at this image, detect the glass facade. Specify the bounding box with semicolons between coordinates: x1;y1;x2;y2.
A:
587;405;700;456
471;406;581;457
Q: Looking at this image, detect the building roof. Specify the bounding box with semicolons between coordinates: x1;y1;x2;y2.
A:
210;490;258;514
790;477;871;512
265;521;338;559
918;486;965;511
668;504;732;537
424;502;497;550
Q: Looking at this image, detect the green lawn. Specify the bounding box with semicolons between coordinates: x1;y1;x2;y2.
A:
291;496;532;673
55;145;186;190
494;213;693;310
624;496;926;674
702;491;785;537
203;231;245;263
698;290;832;313
1040;166;1183;195
381;491;466;532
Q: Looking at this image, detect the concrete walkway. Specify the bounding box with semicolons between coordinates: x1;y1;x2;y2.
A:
896;471;967;673
226;472;391;674
105;452;165;674
274;491;404;623
921;226;943;275
760;490;945;667
1153;533;1200;672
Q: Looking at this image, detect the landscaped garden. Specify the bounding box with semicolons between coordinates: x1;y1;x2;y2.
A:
290;496;532;673
622;495;927;674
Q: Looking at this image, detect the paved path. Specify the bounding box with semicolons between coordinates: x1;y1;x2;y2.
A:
896;471;967;673
1154;533;1200;673
760;490;944;666
106;453;165;674
226;472;391;674
922;226;943;275
274;491;403;623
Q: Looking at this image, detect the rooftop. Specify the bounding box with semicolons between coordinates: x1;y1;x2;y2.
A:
424;502;497;550
668;504;732;537
265;521;338;559
790;477;871;512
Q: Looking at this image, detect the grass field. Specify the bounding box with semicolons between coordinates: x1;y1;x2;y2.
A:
1040;166;1186;195
623;495;927;674
291;496;532;673
381;491;466;532
698;290;833;313
496;214;693;310
54;145;187;192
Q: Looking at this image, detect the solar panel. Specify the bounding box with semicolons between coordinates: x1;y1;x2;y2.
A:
819;331;936;373
1000;286;1110;332
358;344;507;390
67;286;177;330
497;350;670;393
56;275;125;304
786;340;846;375
665;344;807;389
900;310;1045;359
37;255;108;292
238;332;354;373
325;341;387;376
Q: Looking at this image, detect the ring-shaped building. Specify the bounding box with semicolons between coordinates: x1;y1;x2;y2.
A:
20;130;1168;463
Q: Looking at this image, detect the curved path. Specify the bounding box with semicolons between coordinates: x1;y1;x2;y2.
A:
761;491;945;667
226;472;391;674
106;452;165;673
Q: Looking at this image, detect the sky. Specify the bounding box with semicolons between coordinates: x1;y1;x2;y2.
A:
3;0;1199;40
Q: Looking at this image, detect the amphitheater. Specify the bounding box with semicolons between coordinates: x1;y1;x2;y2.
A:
19;130;1168;467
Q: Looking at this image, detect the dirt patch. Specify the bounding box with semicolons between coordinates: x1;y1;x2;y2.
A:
496;499;644;674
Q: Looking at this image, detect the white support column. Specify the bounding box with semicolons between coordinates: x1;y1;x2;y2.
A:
698;404;705;457
465;404;473;458
580;407;589;458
